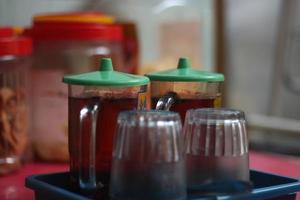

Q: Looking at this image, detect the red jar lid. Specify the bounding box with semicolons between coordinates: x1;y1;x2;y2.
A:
0;27;32;56
27;12;123;41
0;27;14;37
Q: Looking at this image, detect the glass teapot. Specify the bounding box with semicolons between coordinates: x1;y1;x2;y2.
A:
146;57;224;121
63;58;149;195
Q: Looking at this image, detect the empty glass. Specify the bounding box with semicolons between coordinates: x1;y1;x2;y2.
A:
110;110;187;200
184;108;251;195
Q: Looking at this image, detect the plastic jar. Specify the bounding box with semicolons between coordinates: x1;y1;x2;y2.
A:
0;27;32;174
26;12;125;162
95;0;216;74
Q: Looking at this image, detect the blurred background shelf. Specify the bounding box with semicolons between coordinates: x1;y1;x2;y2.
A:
0;1;300;199
1;0;300;155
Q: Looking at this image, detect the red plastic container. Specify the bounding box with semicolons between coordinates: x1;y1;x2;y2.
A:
25;12;126;162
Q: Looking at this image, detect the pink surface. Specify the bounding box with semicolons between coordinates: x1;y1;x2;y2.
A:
250;151;300;200
0;162;68;200
0;151;300;200
250;151;300;178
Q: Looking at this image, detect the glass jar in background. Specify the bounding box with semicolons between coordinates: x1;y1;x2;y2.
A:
24;12;126;162
95;0;216;74
0;27;32;174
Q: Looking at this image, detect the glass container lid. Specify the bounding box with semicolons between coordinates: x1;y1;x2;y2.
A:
145;57;224;82
63;58;149;87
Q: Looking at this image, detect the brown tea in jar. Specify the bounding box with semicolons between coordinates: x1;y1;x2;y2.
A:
68;96;138;189
152;97;215;122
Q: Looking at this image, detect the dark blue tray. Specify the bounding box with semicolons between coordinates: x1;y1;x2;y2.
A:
25;170;300;200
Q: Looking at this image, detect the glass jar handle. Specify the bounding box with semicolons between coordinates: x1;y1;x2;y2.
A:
79;103;100;191
155;92;177;111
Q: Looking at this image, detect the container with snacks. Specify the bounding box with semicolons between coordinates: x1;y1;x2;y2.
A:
95;0;217;74
25;12;125;161
0;27;32;174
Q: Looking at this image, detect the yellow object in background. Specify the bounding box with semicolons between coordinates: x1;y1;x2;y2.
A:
33;11;115;24
214;96;222;107
13;26;24;35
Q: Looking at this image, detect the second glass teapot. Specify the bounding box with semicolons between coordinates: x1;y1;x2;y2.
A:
146;57;224;121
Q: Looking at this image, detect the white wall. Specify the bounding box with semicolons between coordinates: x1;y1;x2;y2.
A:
225;0;300;154
225;0;281;114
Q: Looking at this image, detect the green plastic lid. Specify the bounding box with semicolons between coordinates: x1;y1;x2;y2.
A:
145;57;224;82
63;58;149;86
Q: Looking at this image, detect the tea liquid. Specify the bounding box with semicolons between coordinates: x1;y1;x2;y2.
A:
68;96;137;190
152;98;214;122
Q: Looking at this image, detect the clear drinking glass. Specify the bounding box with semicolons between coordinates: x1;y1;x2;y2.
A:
110;110;187;200
184;108;251;196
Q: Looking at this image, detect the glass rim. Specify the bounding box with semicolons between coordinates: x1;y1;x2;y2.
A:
118;110;181;124
186;108;245;123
